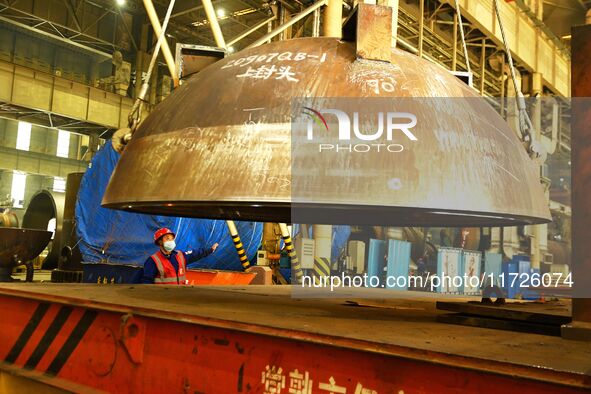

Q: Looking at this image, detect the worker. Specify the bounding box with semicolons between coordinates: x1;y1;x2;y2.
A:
141;227;219;284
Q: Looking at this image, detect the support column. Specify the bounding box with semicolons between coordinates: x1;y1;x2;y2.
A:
529;72;546;272
312;225;332;283
562;24;591;340
452;12;458;71
312;9;320;37
202;0;227;48
480;38;486;95
149;30;158;105
500;54;505;118
142;0;178;82
323;0;342;38
90;59;100;87
279;3;286;41
88;133;100;160
134;22;149;100
279;223;303;284
418;0;424;58
226;220;251;271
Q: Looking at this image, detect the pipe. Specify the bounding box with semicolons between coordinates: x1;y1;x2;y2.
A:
248;0;327;48
452;12;457;71
226;220;251;271
279;3;286;41
452;0;471;75
266;19;273;43
480;38;486;95
418;0;424;58
142;0;178;83
125;0;176;137
323;0;342;38
227;15;276;47
312;8;320;37
278;223;303;284
500;54;505;118
202;0;227;48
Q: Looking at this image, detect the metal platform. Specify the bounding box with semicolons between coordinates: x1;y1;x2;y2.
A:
0;284;589;393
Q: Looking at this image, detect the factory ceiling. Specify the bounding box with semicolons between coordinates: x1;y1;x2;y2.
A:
0;0;580;149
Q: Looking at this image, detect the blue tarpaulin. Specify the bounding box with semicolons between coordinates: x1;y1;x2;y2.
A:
75;141;263;271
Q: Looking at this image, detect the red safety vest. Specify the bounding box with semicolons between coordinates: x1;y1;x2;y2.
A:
150;250;187;285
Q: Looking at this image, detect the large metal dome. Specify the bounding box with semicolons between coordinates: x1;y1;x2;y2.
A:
102;36;551;226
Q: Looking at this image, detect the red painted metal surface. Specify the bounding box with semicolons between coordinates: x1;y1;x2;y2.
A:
185;269;255;285
0;292;589;393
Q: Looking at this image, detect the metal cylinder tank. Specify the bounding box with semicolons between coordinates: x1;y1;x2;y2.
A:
22;190;65;269
102;35;550;227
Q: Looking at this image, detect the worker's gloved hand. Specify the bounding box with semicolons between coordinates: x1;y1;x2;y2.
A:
210;243;219;253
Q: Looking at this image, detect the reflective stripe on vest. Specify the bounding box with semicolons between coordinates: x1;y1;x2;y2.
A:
150;251;187;285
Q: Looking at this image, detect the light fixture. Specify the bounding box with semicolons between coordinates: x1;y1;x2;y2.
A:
116;0;125;6
216;8;225;17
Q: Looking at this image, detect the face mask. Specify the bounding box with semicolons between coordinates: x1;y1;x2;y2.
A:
163;240;176;252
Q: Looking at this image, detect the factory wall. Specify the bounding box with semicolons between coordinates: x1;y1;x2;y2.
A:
0;117;89;161
0;117;88;223
0;24;112;86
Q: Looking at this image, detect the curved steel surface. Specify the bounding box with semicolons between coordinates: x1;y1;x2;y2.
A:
103;37;551;226
0;228;52;267
22;190;65;268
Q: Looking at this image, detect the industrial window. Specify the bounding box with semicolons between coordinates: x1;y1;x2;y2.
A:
16;121;32;151
53;177;66;192
47;218;56;239
10;171;26;208
56;129;70;158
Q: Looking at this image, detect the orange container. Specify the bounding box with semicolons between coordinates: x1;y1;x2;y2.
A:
185;269;255;285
